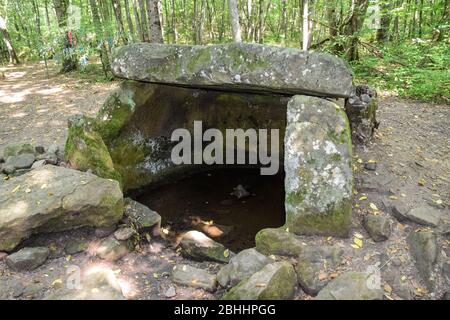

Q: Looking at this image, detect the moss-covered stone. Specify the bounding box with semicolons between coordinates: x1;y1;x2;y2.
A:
222;261;297;300
65;115;122;186
284;95;354;237
255;228;304;256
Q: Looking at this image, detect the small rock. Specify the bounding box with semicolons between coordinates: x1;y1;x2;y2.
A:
172;264;217;292
2;164;15;175
23;282;45;298
6;247;49;271
231;185;250;199
255;228;303;256
3;143;35;157
114;227;136;241
164;285;176;298
5;153;35;169
407;230;437;290
8;279;25;298
179;231;232;263
364;162;377;171
392;276;412;300
217;248;272;288
391;203;409;221
96;236;131;261
316;272;383;300
65;239;88;255
35;146;45;154
123;198;161;233
296;246;344;296
406;206;443;227
222;262;297;300
31;159;47;170
95;225;117;238
363;215;392;242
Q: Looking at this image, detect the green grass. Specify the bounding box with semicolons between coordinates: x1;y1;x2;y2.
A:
352;41;450;104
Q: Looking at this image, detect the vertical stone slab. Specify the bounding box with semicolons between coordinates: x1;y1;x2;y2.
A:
284;95;353;237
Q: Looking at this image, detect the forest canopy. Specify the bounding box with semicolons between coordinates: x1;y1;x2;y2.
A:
0;0;449;102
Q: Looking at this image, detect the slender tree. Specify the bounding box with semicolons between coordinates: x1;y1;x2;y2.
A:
228;0;242;42
0;15;19;64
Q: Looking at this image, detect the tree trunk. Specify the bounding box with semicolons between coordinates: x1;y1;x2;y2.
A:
90;0;110;76
53;0;78;72
32;0;42;36
147;0;163;43
0;16;20;65
302;0;310;50
139;0;150;41
341;0;370;61
124;0;136;40
171;0;177;43
112;0;128;44
376;0;392;42
132;0;144;41
44;0;52;30
228;0;242;42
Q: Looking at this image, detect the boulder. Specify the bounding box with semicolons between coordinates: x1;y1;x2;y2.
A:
255;228;304;256
0;165;124;251
96;236;132;261
5;153;35;170
179;231;232;263
45;268;125;300
284;95;353;237
5;247;49;271
362;215;392;242
316;272;383;300
407;230;438;290
222;261;297;300
65;114;122;185
217;248;272;288
65;239;89;255
123;198;161;232
172;264;217;292
114;227;136;241
2;143;35;158
295;246;344;296
112;43;354;98
406;206;443;227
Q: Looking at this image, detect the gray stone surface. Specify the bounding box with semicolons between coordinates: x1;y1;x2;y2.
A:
5;247;49;271
172;264;217;292
96;236;131;261
112;43;353;98
123;198;161;232
363;215;392;242
407;230;438;290
284;95;353;237
179;231;232;263
316;272;383;300
407;206;443;227
217;248;272;288
0;165;124;251
5;153;35;169
222;261;297;300
255;228;304;256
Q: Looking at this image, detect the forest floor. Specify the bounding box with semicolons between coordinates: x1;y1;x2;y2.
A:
0;62;449;300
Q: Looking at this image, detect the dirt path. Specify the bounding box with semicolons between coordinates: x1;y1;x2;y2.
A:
0;63;449;300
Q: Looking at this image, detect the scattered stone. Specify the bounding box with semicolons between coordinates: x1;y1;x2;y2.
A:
295;246;344;296
96;236;132;261
179;231;232;263
23;282;45;298
391;203;409;221
407;206;443;227
95;225;117;238
112;43;354;98
316;272;383;300
217;248;272;288
255;228;303;256
31;159;47;170
114;227;136;241
407;230;437;290
164;285;177;298
363;215;392;242
3;143;35;157
222;262;297;300
231;185;250;200
5;153;35;169
123;198;161;233
172;264;217;292
0;165;124;251
364;162;377;171
6;247;49;271
2;164;15;175
284;95;353;237
45;268;124;300
36;153;58;165
35;146;45;154
65;239;88;255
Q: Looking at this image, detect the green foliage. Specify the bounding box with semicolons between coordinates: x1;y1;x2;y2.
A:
352;42;450;103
